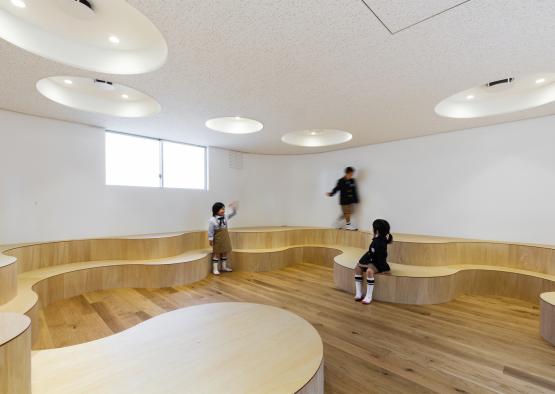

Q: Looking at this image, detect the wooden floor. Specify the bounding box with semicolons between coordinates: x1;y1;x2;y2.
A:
36;263;555;394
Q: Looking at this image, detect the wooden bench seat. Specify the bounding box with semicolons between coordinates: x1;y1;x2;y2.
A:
30;303;323;394
0;249;212;342
333;246;555;304
1;227;554;347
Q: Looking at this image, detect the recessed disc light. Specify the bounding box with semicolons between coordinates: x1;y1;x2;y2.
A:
281;129;352;147
10;0;26;8
205;117;263;134
435;73;555;118
37;76;161;118
0;1;167;74
63;79;73;85
121;94;129;99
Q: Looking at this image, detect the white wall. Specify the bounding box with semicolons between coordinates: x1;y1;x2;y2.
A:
273;116;555;245
0;109;264;244
2;109;555;245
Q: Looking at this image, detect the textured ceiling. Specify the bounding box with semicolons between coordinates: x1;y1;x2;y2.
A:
1;0;555;154
363;0;470;33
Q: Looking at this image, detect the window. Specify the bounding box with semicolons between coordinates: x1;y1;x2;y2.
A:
105;132;160;187
105;131;207;190
162;141;206;190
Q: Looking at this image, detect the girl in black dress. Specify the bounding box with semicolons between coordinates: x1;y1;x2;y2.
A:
354;219;393;304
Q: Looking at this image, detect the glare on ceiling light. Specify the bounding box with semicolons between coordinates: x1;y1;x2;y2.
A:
121;94;129;99
310;132;317;135
536;78;546;84
63;79;73;85
108;35;120;44
11;0;26;8
466;95;475;100
205;117;263;134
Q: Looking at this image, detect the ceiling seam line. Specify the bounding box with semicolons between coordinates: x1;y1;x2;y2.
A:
360;0;473;35
391;0;473;34
360;0;394;35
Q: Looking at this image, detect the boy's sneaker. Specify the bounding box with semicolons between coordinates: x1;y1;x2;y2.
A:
345;222;358;231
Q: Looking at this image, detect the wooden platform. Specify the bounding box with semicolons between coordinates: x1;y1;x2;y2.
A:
0;313;31;394
2;227;555;343
31;303;323;394
36;264;555;393
333;247;555;304
2;227;555;393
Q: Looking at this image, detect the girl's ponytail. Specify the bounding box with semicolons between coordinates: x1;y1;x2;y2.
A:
372;219;392;243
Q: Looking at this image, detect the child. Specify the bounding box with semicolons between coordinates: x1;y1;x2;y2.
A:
208;201;238;275
354;219;393;304
327;167;359;230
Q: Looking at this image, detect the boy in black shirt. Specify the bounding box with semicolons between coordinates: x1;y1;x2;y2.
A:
327;167;359;230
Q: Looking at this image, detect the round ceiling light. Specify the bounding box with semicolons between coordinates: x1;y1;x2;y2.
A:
0;0;167;74
281;129;353;147
36;76;161;118
205;117;263;134
435;73;555;118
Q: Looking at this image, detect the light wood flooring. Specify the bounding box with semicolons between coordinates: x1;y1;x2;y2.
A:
35;263;555;393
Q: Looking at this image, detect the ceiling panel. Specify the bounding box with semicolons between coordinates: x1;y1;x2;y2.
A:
362;0;470;33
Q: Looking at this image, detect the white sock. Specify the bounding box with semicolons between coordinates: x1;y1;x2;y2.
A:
221;259;232;272
354;275;363;299
363;277;374;303
212;260;220;275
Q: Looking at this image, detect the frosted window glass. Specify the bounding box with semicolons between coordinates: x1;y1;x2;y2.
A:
162;141;206;190
105;132;160;187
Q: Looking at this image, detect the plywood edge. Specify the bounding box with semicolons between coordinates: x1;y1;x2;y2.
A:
539;297;555;346
296;358;324;394
0;312;31;347
540;292;555;305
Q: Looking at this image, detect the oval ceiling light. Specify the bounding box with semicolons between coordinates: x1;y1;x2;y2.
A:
0;0;167;74
281;129;353;147
435;73;555;119
36;76;161;118
205;117;263;134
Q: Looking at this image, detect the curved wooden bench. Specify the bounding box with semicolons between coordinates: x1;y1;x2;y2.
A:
2;227;555;346
0;313;31;394
31;303;324;394
0;250;212;343
333;249;555;304
540;292;555;345
0;245;18;304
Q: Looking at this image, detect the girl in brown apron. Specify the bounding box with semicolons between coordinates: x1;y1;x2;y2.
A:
208;202;237;275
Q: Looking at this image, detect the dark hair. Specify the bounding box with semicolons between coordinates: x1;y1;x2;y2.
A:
345;166;355;174
372;219;393;244
212;202;225;216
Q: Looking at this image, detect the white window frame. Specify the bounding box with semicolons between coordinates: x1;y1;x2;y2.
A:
105;130;208;191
